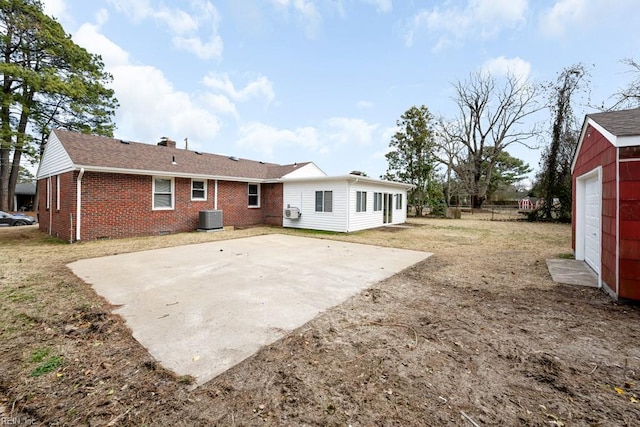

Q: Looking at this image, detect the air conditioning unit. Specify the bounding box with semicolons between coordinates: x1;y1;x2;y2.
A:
284;207;301;219
198;210;223;231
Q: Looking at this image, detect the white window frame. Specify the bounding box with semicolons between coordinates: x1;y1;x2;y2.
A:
356;191;367;212
46;177;51;210
191;179;207;201
152;176;175;210
315;190;333;213
373;192;382;212
396;193;403;210
248;183;260;208
56;175;60;210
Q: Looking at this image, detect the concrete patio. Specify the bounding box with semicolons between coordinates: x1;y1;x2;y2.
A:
546;258;599;288
68;234;431;385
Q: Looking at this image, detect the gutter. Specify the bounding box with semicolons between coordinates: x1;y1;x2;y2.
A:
76;168;85;242
72;164;267;183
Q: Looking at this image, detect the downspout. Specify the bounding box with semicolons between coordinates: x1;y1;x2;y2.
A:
48;178;52;235
347;177;360;233
76;168;85;242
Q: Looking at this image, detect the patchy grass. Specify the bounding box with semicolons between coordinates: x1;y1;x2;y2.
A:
30;347;51;363
1;218;639;426
558;252;575;259
281;227;346;236
29;355;63;378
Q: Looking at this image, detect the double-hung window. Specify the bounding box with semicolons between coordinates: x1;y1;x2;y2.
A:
45;177;51;210
315;190;333;212
191;179;207;201
356;191;367;212
248;183;260;207
153;177;174;210
395;193;403;210
373;192;382;211
56;175;61;210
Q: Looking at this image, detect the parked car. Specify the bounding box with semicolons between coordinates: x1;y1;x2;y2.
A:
0;211;37;226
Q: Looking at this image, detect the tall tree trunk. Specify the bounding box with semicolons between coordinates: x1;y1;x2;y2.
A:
1;85;12;211
471;195;485;209
8;94;34;211
472;158;485;209
0;146;9;211
0;24;13;212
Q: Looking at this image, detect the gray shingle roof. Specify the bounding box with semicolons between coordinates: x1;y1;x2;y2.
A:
587;107;640;136
54;129;310;180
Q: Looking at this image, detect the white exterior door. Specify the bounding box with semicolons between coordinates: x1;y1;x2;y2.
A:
583;175;601;273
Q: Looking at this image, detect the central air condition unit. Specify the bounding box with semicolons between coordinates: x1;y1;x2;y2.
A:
198;210;223;231
284;207;301;219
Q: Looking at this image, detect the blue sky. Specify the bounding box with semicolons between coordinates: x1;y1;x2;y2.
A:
41;0;640;182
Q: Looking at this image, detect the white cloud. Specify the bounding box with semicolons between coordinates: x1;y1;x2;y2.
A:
324;118;378;146
235;117;380;160
106;0;223;59
202;73;275;104
107;64;221;146
200;94;238;119
356;100;374;109
269;0;322;38
75;23;130;66
173;34;223;60
73;19;221;147
539;0;588;37
95;8;109;27
361;0;392;14
539;0;638;38
41;0;67;19
381;125;398;143
236;122;324;158
482;56;531;81
404;0;528;49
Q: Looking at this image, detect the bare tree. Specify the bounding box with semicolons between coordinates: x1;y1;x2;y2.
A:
443;71;541;209
435;120;462;206
610;58;640;110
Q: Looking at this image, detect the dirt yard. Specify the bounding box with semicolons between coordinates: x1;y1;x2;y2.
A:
1;215;639;426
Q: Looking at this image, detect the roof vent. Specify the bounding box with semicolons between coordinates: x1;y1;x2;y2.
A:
195;151;203;155
229;156;239;161
120;140;130;145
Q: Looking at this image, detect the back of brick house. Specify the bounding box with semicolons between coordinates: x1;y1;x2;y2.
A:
37;130;313;241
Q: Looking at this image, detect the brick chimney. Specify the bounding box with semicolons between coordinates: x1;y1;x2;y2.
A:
158;137;176;148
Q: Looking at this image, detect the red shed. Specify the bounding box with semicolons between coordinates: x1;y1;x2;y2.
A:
572;107;640;301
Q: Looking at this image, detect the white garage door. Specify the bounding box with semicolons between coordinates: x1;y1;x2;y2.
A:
583;175;601;273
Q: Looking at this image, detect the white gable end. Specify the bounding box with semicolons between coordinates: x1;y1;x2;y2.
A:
36;131;74;179
282;162;326;179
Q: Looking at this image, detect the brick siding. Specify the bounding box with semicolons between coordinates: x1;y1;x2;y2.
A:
38;171;284;241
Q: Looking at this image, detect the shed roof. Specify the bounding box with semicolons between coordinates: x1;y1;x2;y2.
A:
587;107;640;136
52;129;310;180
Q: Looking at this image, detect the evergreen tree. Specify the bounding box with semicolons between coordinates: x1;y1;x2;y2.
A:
384;105;442;216
0;0;118;210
